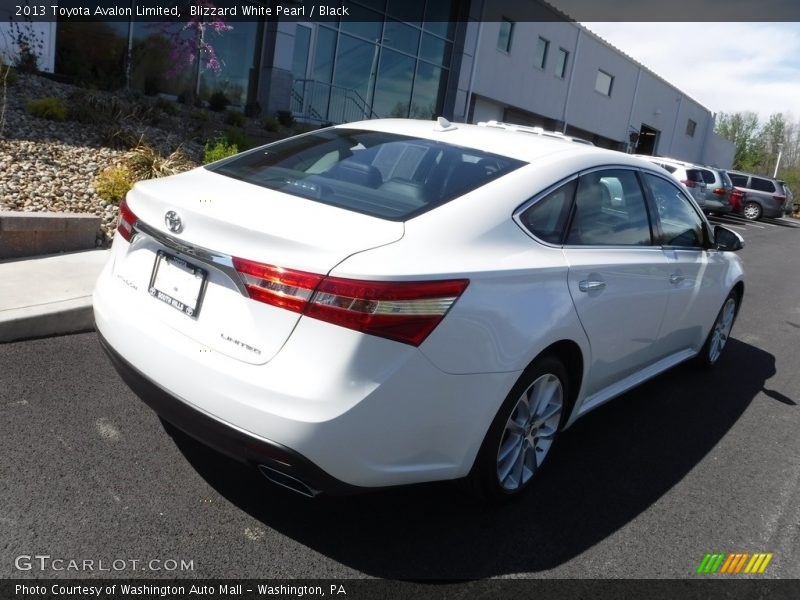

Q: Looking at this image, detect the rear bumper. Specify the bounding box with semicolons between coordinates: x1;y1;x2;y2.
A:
98;331;362;495
93;250;514;490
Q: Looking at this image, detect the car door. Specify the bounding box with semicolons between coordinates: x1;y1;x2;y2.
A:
642;172;729;353
562;168;673;398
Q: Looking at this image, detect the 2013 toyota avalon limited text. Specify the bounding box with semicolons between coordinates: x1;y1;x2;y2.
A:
93;118;745;499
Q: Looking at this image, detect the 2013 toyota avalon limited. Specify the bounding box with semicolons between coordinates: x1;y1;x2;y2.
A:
93;118;745;499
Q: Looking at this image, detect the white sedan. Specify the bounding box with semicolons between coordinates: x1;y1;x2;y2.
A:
93;118;745;499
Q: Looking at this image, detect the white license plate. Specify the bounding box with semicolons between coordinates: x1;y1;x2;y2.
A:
148;251;207;318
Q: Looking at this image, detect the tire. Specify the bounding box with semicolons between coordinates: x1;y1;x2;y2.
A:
466;355;570;500
695;290;739;369
743;201;762;221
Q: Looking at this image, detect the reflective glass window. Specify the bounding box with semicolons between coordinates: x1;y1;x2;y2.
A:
410;62;444;120
372;49;415;118
566;170;653;246
643;173;705;248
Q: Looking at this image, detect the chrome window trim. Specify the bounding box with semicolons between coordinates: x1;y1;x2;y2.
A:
513;164;664;251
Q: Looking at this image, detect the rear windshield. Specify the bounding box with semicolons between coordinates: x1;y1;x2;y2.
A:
207;128;525;220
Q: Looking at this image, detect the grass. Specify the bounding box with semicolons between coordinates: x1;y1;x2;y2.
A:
25;96;67;121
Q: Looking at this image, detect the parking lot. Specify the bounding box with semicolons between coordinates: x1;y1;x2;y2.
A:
1;214;799;581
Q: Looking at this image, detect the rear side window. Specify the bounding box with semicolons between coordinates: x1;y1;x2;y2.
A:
207;128;525;221
750;177;776;193
519;179;577;244
719;170;733;188
729;173;748;187
565;169;652;246
699;169;716;184
686;169;705;183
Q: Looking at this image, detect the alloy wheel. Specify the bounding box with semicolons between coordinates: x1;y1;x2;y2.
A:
496;373;563;491
708;297;736;364
743;202;761;220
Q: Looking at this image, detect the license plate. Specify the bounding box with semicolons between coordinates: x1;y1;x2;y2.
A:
148;251;207;318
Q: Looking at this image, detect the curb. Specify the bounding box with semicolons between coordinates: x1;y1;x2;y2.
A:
0;298;95;343
0;249;110;343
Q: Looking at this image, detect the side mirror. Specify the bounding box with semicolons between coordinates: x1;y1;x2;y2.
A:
714;225;744;252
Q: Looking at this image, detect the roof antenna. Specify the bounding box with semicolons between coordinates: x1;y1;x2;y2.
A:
434;116;458;132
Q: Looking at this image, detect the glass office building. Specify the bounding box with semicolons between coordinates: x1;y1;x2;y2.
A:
288;0;457;122
53;0;460;122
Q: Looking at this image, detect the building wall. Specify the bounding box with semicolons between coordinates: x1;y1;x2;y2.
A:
458;4;735;167
563;28;639;141
470;20;579;124
704;132;736;169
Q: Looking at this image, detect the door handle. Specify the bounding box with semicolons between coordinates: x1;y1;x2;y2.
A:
578;280;606;293
669;273;685;285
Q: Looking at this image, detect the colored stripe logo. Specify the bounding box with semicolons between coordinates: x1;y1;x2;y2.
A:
696;552;773;574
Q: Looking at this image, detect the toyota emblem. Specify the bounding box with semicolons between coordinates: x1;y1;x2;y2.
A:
164;210;183;233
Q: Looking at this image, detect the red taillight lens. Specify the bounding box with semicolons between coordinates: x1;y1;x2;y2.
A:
773;194;786;204
233;257;469;346
713;187;726;195
232;257;322;313
117;199;137;241
306;277;469;346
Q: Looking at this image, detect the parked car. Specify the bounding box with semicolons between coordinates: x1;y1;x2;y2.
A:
778;180;795;214
729;187;746;214
726;170;791;220
633;156;709;208
94;118;745;499
697;167;734;215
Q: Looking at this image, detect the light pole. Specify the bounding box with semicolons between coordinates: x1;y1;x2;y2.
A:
774;142;784;178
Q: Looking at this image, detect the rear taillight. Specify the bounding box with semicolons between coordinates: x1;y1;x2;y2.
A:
117;199;137;241
773;194;786;205
233;257;469;346
713;187;726;195
232;258;322;313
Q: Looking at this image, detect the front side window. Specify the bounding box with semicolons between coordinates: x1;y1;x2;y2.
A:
565;170;652;246
497;19;514;52
207;128;525;221
534;37;549;69
595;70;614;96
643;173;706;248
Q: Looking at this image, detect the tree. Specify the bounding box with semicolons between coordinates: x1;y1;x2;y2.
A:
715;111;765;171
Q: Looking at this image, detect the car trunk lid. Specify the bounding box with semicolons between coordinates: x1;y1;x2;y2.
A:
113;168;404;364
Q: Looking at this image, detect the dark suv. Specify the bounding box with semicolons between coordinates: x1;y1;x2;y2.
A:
726;170;792;220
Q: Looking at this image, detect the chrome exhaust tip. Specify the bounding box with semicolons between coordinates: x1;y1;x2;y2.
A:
258;465;320;498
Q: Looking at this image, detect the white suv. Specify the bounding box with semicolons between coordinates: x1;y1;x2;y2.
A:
633;155;709;208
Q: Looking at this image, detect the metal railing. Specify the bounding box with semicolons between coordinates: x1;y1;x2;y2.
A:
290;79;380;124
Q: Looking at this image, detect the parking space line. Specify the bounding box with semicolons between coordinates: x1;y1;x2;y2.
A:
715;217;764;229
708;219;748;230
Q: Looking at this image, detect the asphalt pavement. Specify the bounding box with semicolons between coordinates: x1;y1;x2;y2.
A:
1;213;799;581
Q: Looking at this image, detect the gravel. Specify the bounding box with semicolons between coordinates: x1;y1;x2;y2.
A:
0;73;207;244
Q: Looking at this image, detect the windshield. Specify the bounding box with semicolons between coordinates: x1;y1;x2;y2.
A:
207;128;526;221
